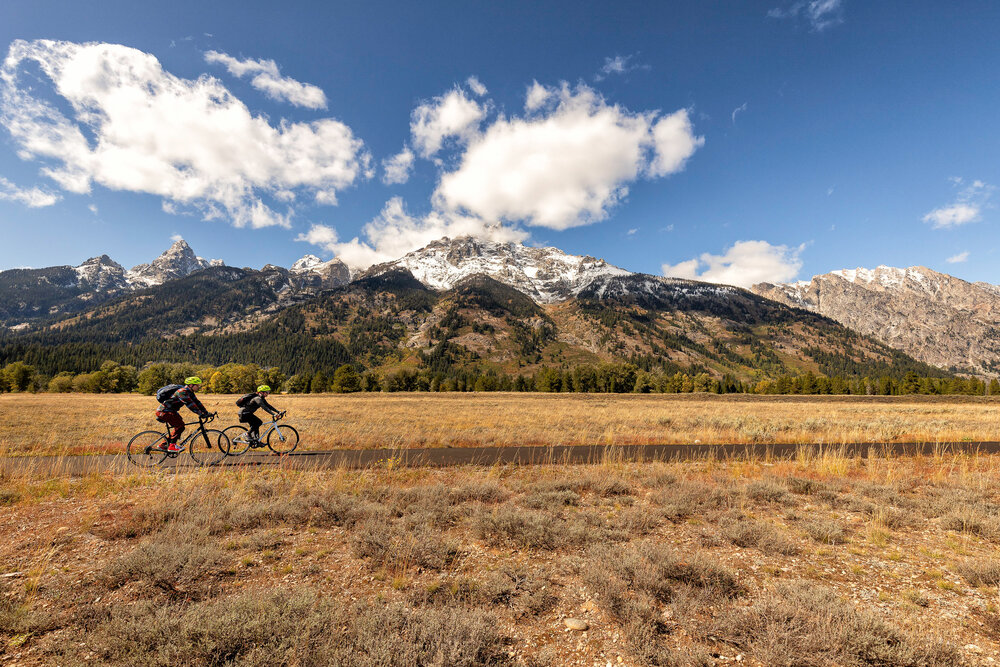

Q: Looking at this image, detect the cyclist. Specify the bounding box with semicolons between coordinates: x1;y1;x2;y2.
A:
238;385;283;445
155;376;212;452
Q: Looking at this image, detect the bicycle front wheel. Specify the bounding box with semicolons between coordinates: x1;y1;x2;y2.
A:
267;425;299;454
188;429;229;466
221;425;251;456
127;431;169;468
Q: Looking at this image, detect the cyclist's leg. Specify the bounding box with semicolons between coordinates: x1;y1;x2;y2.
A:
158;411;185;444
244;414;263;440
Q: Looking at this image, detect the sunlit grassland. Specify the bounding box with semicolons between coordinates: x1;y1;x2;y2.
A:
1;392;1000;457
2;451;1000;664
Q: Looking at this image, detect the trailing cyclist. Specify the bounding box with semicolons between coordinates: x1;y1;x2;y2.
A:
236;385;283;445
155;377;212;452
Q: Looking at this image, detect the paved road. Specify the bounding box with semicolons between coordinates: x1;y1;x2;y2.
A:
3;441;1000;476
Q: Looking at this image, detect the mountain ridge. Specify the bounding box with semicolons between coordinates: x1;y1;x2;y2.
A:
753;264;1000;375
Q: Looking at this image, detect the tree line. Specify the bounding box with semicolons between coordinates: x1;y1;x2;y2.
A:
1;360;997;397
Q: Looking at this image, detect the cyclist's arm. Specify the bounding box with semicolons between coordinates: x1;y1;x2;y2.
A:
260;396;280;416
182;392;211;418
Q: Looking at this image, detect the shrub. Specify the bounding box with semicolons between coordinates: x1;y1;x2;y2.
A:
474;506;589;550
352;522;461;571
803;519;847;545
954;559;1000;587
712;581;962;666
745;480;788;504
102;529;223;594
65;588;513;666
721;519;799;555
518;490;580;510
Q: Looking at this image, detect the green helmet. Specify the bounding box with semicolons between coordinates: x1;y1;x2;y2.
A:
257;385;271;392
185;376;202;386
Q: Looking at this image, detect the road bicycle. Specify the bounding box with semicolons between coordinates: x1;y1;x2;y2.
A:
126;413;229;468
221;411;299;456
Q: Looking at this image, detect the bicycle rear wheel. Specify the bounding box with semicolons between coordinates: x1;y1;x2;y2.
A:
221;425;251;456
188;429;229;466
127;431;169;468
267;425;299;454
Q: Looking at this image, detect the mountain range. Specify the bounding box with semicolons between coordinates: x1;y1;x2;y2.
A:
0;237;951;384
753;265;1000;375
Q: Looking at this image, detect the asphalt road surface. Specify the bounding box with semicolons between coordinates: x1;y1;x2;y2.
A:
3;441;1000;476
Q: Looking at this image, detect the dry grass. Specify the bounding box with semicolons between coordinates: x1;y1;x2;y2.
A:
3;451;1000;664
5;392;1000;457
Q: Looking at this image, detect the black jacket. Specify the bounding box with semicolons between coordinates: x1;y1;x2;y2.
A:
239;394;279;417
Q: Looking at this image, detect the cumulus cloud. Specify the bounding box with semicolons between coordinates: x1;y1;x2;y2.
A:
0;39;370;229
410;87;486;158
524;81;551;112
662;240;804;288
204;50;327;109
298;78;704;270
0;176;60;207
434;82;703;230
296;196;528;271
768;0;844;31
382;147;415;185
923;178;994;229
946;251;969;264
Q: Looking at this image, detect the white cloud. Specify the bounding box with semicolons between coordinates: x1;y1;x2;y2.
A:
296;196;528;271
88;203;98;214
662;240;804;288
0;176;60;207
731;102;748;124
1;40;370;229
382;147;415;185
626;228;638;236
924;204;980;229
410;87;486;158
923;179;994;229
768;0;844;31
434;83;703;230
204;50;327;109
595;54;646;81
524;81;552;112
466;76;487;97
170;233;183;242
946;251;969;264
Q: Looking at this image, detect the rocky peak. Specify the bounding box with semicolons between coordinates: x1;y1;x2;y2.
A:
361;236;632;303
74;254;128;291
288;254;350;288
290;255;324;273
753;265;1000;375
126;239;221;287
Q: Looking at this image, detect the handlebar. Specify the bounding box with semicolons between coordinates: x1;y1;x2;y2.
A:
188;412;217;425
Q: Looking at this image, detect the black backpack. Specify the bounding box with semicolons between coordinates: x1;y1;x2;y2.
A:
156;384;183;403
236;392;256;408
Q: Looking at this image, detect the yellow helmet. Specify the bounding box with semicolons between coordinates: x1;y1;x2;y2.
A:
257;385;271;392
185;376;202;386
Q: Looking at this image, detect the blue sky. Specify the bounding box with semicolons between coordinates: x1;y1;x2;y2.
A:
1;0;999;288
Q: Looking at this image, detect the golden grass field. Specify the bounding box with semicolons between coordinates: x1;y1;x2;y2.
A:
3;449;1000;665
2;392;1000;457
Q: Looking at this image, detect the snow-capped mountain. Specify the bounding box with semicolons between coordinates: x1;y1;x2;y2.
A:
361;236;633;303
289;254;351;288
73;255;129;293
753;265;1000;374
125;239;222;287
